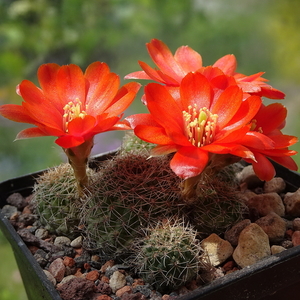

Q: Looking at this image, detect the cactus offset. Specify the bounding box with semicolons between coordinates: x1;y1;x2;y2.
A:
81;152;183;258
133;219;203;293
33;163;95;238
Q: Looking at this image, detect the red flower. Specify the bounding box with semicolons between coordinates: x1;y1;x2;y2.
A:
0;62;141;148
126;72;263;179
241;103;298;180
125;39;285;99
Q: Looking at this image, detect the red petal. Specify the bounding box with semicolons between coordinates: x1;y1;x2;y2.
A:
150;144;178;156
248;153;276;181
147;39;185;81
212;85;243;129
255;103;287;134
16;127;49;139
0;104;35;124
105;82;141;117
174;46;202;73
56;64;86;106
125;113;158;129
213;54;237;75
67;115;96;136
170;147;209;179
269;156;298;171
55;135;85;148
124;70;151;80
180;72;212;109
37;63;61;109
138;61;165;83
134;124;174;145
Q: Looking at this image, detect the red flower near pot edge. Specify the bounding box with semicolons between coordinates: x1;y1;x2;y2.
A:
0;62;141;149
125;38;285;100
242;103;298;180
126;72;297;181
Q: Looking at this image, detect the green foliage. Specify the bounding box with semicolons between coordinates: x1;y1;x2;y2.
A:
133;219;203;293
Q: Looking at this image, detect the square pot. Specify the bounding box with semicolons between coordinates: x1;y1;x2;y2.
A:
1;152;300;300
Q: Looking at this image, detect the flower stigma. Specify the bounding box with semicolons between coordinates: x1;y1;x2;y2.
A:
183;105;218;147
63;98;87;132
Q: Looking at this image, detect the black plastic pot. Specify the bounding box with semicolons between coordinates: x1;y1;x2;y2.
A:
1;153;300;300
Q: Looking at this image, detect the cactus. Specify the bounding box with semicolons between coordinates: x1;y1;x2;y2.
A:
183;171;247;237
81;152;183;258
119;131;155;155
133;219;203;293
33;163;95;238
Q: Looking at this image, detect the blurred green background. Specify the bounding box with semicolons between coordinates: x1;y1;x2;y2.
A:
0;0;299;299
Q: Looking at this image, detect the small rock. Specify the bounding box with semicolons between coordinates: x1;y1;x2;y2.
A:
94;281;112;295
116;286;132;297
70;236;83;248
270;245;286;255
292;231;300;246
35;228;49;239
120;292;146;300
236;190;257;203
284;189;300;217
201;233;234;266
109;270;126;293
224;219;251;246
255;212;287;243
1;205;18;218
233;223;271;268
63;256;75;267
236;165;263;189
86;270;99;281
263;177;286;193
34;249;48;267
246;193;285;217
96;295;113;300
48;257;66;282
58;275;77;286
43;269;56;286
57;277;94;300
54;236;71;247
293;218;300;231
6;193;27;209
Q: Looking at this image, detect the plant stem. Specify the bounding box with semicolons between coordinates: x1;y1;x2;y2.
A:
63;138;94;195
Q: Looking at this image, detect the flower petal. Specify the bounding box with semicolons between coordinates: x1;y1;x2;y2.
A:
170;147;209;179
174;46;202;73
213;54;237;75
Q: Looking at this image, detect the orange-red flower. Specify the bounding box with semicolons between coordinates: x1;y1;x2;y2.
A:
126;72;264;179
0;62;141;148
241;103;298;180
125;39;285;99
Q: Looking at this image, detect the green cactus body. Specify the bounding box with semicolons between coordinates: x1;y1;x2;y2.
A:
82;152;183;258
33;163;95;238
134;219;203;293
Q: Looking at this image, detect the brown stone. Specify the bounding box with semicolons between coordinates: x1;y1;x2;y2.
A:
63;256;75;267
86;270;99;281
116;286;132;297
292;231;300;246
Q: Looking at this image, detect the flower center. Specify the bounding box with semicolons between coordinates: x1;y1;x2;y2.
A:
63;99;87;132
183;105;218;147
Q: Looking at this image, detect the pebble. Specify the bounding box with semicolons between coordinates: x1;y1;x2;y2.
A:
201;233;234;266
292;218;300;231
263;177;286;194
116;285;132;297
270;245;286;255
86;270;100;281
255;212;287;243
70;236;83;248
44;269;56;286
6;193;27;209
284;189;300;217
292;231;300;246
109;270;126;293
233;223;271;268
35;228;49;239
246;192;285;217
236;165;263;189
54;236;71;247
48;257;66;282
224;219;251;246
1;205;18;218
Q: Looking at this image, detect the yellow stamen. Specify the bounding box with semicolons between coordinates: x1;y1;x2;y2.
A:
183;105;218;147
63;98;87;132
